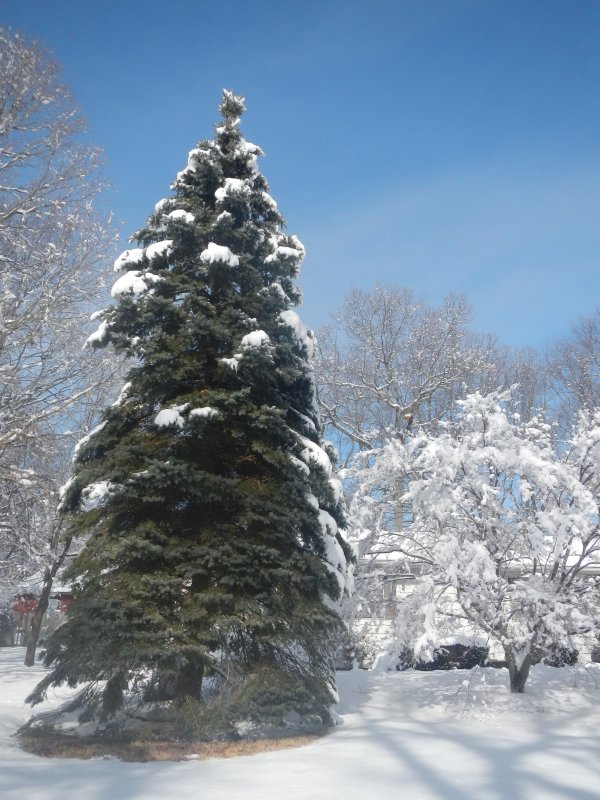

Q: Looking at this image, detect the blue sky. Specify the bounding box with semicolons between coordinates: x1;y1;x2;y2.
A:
3;0;599;347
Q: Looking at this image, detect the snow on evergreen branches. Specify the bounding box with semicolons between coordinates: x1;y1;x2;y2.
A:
200;242;239;267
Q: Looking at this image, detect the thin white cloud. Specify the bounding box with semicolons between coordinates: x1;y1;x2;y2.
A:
301;149;600;346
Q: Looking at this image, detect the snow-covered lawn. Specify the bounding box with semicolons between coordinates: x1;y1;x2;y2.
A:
1;648;600;800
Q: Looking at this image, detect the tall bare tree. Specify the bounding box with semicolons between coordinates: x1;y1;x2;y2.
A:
315;286;498;460
0;27;118;660
548;308;600;427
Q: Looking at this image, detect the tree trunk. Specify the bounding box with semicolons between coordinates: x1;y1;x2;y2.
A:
505;647;532;693
174;660;204;702
24;535;72;667
24;569;52;666
0;613;15;647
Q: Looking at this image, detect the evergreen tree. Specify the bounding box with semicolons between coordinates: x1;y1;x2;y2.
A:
28;92;352;737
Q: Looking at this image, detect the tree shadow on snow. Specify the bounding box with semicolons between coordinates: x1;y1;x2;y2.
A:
333;668;600;800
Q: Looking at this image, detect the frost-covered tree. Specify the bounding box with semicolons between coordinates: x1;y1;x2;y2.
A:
0;27;111;456
0;27;117;656
28;92;352;737
315;287;495;460
549;308;600;427
315;285;548;461
315;286;548;657
351;389;600;692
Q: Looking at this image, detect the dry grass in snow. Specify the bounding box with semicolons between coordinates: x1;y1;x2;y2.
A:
19;731;321;762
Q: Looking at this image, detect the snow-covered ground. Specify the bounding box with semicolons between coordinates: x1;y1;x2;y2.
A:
1;647;600;800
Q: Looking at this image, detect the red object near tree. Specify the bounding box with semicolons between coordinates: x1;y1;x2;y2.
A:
11;594;38;616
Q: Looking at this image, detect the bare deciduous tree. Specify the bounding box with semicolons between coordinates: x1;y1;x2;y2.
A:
0;28;119;661
548;308;600;426
315;285;497;461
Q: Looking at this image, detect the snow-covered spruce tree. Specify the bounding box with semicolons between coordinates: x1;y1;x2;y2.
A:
28;92;352;737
